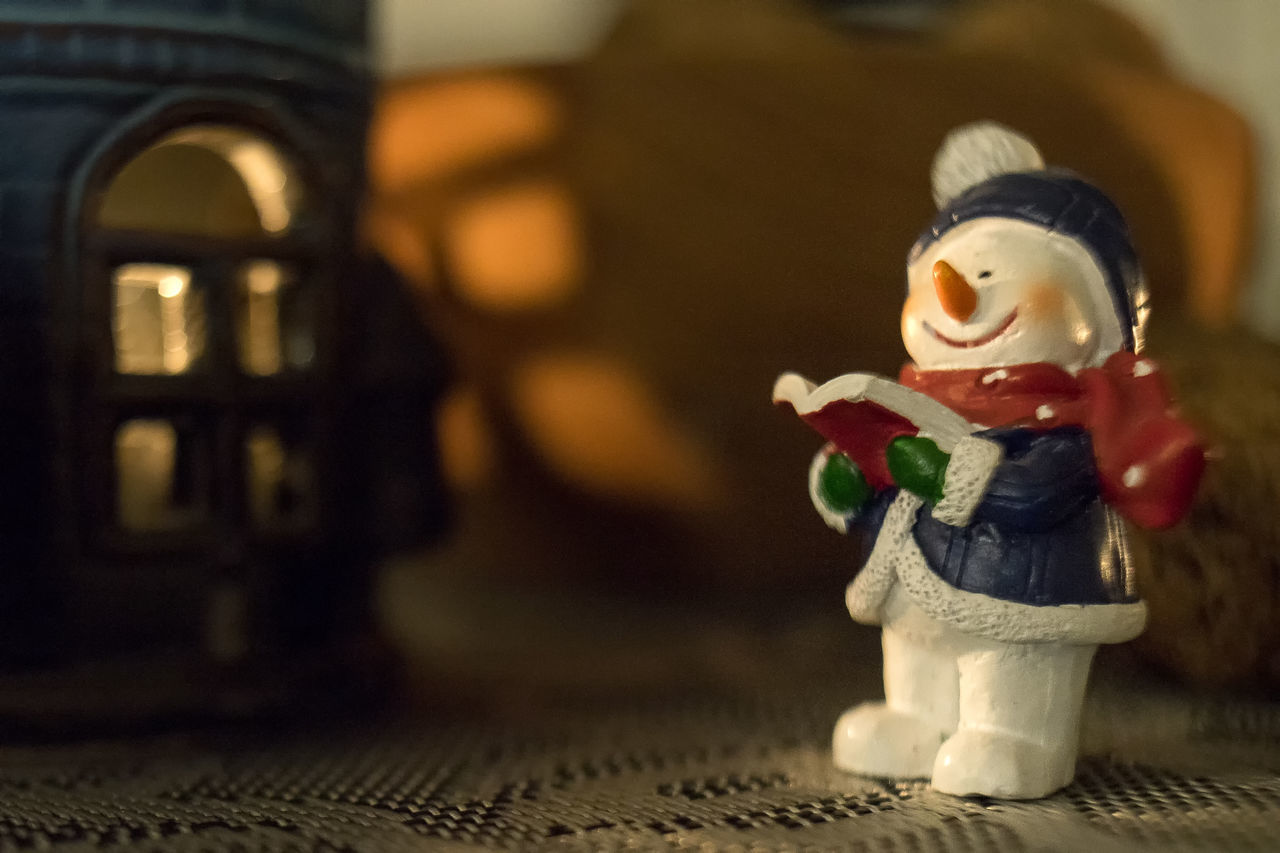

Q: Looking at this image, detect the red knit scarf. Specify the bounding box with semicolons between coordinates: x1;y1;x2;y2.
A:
900;352;1205;529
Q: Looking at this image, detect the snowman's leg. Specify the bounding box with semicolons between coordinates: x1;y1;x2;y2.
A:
930;639;1096;799
833;591;958;778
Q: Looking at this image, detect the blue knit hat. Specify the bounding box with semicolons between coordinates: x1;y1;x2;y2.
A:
908;124;1149;353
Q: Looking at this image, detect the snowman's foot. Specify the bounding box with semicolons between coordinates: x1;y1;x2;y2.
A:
930;730;1075;799
832;702;947;778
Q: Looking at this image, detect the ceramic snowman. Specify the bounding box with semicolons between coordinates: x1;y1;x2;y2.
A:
776;122;1205;799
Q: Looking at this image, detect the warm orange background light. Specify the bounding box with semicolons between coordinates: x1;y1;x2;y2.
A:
445;180;583;311
369;74;563;193
436;386;496;491
510;353;722;511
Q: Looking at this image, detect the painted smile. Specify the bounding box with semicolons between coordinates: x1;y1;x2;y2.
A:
924;309;1018;349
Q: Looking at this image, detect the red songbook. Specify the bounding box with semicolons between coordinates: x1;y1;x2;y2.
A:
773;372;973;491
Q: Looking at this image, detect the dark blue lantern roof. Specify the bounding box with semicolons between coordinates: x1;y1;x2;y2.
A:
0;0;370;77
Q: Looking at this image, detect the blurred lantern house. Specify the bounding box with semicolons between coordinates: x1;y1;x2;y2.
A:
0;0;446;706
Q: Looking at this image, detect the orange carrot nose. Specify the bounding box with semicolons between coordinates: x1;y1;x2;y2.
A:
932;260;978;322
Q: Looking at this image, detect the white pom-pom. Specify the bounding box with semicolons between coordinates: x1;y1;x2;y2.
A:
931;121;1044;208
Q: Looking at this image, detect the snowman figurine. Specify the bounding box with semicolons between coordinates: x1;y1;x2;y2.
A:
801;122;1205;799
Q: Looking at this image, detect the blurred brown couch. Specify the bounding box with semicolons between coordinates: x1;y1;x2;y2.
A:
365;0;1258;700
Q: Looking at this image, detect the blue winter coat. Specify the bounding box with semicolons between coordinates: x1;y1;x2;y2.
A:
861;426;1137;607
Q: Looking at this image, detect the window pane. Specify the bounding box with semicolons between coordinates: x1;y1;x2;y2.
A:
247;424;315;529
116;419;206;531
114;264;206;375
236;260;315;375
97;125;303;238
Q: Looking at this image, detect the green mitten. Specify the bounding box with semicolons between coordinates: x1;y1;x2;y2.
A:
818;452;872;516
886;435;949;505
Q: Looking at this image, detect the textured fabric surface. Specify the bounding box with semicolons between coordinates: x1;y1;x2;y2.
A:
0;679;1278;852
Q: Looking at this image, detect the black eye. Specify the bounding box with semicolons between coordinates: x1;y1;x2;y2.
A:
977;270;993;279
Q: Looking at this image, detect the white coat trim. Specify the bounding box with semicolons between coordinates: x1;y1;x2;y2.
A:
932;436;1003;527
846;492;921;623
845;492;1147;644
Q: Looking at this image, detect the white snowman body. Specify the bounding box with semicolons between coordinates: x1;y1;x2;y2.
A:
822;123;1150;799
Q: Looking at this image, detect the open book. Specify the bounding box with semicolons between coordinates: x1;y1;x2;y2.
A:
773;371;974;490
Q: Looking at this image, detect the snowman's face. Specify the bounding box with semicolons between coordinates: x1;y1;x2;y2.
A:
901;217;1121;373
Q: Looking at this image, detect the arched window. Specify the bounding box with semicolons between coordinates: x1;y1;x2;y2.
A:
99;125;301;238
90;124;322;539
100;125;315;379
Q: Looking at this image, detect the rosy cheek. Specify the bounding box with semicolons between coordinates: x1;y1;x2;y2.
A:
1021;283;1067;324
